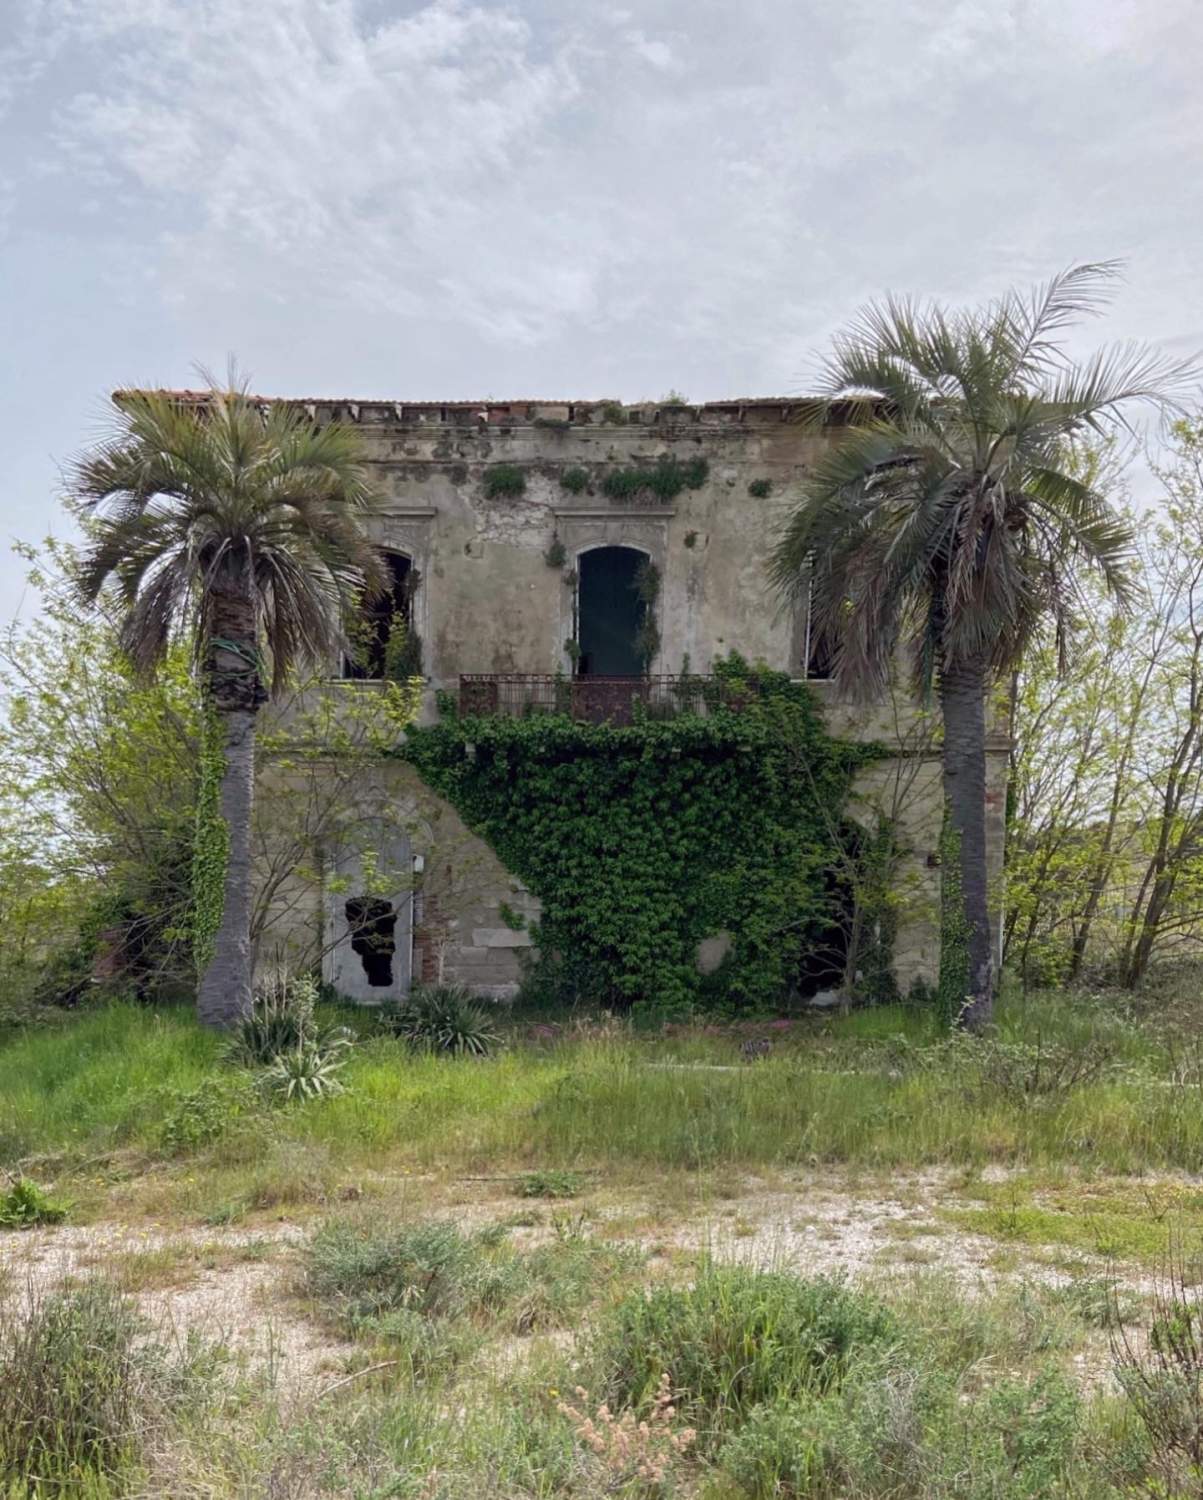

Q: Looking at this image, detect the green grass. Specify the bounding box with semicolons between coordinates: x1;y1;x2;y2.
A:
944;1176;1203;1264
7;989;1201;1495
4;993;1203;1202
0;1004;222;1163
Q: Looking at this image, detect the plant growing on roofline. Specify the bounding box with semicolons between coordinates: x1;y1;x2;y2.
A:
71;370;389;1028
771;261;1198;1031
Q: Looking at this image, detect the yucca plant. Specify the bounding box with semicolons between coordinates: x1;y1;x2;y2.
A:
380;984;500;1057
226;972;318;1066
260;1029;353;1102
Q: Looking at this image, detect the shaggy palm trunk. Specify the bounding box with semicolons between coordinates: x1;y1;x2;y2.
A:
197;708;257;1027
940;659;995;1031
196;572;264;1029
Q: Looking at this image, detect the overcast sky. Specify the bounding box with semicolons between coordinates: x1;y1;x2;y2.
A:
3;0;1202;615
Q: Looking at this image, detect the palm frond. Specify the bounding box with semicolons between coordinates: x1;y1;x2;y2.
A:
70;377;387;695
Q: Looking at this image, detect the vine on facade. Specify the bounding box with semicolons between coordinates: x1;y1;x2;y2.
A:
402;657;882;1014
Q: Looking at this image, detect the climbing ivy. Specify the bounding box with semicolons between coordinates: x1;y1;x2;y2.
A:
191;710;229;977
401;658;880;1015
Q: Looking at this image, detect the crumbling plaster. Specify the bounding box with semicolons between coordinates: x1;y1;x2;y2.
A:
253;397;1009;1001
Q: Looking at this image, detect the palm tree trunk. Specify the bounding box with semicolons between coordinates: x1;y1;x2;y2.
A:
196;571;265;1028
197;707;257;1027
940;658;994;1031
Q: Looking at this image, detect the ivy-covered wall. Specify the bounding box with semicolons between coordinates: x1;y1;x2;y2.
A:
401;662;879;1013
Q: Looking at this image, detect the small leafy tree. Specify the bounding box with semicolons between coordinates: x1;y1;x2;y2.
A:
0;538;200;1008
772;263;1193;1028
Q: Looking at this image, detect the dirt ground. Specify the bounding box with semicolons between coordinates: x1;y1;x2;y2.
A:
0;1166;1130;1396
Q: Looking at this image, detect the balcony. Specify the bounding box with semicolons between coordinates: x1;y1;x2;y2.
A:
458;673;750;725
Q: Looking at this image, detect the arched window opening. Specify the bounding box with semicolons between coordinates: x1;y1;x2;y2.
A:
576;545;655;677
344;552;422;679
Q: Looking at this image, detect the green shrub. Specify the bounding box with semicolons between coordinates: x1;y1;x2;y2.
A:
379;984;500;1057
306;1219;514;1330
157;1072;259;1154
716;1395;839;1496
747;477;772;498
600;454;708;503
517;1168;585;1199
0;1176;69;1228
482;464;526;499
559;466;589;493
306;1216;635;1347
590;1264;895;1451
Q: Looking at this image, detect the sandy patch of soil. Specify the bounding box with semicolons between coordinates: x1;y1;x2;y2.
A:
0;1221;352;1392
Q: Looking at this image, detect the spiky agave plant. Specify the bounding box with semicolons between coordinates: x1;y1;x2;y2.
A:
772;262;1196;1029
380;984;500;1057
72;374;387;1027
261;1029;354;1103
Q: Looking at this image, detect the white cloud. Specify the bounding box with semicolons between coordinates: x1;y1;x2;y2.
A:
4;0;1203;376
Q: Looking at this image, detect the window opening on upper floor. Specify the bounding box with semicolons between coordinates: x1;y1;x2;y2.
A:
343;551;422;679
576;545;652;677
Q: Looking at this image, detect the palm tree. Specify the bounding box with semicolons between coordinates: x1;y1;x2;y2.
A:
771;263;1195;1030
73;378;386;1027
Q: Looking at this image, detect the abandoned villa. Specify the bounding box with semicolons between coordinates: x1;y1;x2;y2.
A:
237;394;1009;1007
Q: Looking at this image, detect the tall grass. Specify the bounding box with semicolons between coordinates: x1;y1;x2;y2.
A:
0;1004;221;1162
2;993;1201;1182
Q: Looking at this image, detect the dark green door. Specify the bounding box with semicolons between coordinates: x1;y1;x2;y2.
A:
578;547;645;675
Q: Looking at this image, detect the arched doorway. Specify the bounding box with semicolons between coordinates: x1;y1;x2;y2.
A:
576;545;650;677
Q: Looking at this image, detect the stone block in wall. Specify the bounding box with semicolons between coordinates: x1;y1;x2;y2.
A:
472;927;533;948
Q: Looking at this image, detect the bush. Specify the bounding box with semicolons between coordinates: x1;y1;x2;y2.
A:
517;1169;585;1199
559;466;589;493
0;1176;69;1227
482;464;526;499
378;984;500;1057
600;455;708;503
306;1219;514;1330
0;1281;219;1489
157;1073;258;1154
590;1264;895;1452
716;1395;838;1496
1113;1253;1203;1487
306;1216;635;1346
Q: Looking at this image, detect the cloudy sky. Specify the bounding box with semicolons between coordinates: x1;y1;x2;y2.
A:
2;0;1201;614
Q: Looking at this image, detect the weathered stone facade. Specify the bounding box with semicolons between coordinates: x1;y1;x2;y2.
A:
254;395;1009;1002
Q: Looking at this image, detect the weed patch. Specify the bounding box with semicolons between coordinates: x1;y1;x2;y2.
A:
588;1262;896;1452
0;1176;69;1227
0;1280;222;1491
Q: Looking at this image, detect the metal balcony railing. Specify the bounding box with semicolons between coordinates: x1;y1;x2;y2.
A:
457;673;750;725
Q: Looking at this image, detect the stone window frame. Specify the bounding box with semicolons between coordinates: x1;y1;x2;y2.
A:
553;509;672;676
337;509;435;681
